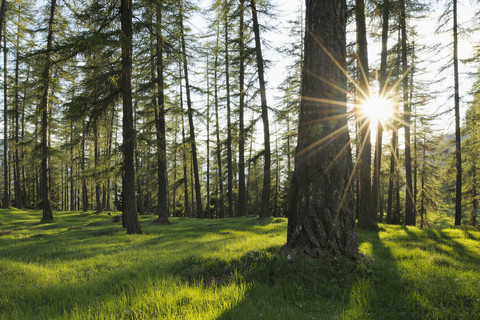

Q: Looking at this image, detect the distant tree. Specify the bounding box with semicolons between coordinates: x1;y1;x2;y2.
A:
287;0;357;258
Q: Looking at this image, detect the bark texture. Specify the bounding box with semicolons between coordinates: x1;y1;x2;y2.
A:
40;0;56;222
287;0;357;258
120;0;142;234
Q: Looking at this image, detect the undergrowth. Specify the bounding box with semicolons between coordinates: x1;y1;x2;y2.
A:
1;209;479;319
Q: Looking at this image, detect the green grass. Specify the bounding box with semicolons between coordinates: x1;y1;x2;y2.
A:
1;209;480;319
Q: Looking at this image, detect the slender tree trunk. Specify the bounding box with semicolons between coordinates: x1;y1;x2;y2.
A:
238;0;246;217
453;0;462;226
70;121;75;211
372;0;389;222
250;0;271;218
355;0;374;229
120;0;142;234
401;0;415;226
420;134;426;228
178;0;202;218
154;1;169;224
180;75;190;218
206;55;211;219
94;121;102;213
40;0;56;222
21;67;28;207
2;16;8;208
223;0;234;218
13;19;23;209
81;121;88;212
214;34;224;218
288;0;357;258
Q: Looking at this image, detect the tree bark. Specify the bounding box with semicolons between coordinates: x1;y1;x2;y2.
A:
224;0;234;217
372;0;389;222
2;7;8;208
238;0;246;217
250;0;271;218
355;0;374;229
155;0;169;224
13;18;23;209
401;0;415;226
179;0;203;218
40;0;56;222
287;0;357;258
453;0;462;226
120;0;142;234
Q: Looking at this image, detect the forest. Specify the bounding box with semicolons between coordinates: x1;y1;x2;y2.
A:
2;0;480;318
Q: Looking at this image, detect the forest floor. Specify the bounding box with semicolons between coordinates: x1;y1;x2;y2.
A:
1;209;479;319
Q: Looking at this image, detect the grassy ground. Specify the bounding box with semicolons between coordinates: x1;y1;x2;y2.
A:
1;209;480;319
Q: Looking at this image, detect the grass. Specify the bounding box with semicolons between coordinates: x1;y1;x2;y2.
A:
1;209;480;319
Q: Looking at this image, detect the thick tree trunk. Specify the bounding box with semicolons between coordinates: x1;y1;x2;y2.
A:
287;0;357;258
120;0;142;234
250;0;271;218
154;1;169;224
238;0;246;217
453;0;462;226
355;0;374;229
372;0;389;222
40;0;56;222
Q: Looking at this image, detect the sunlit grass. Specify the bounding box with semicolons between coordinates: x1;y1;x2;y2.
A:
1;209;480;319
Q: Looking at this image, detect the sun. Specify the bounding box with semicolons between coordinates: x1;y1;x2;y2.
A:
359;95;394;125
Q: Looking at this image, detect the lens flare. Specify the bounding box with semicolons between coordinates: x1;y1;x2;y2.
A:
360;95;394;125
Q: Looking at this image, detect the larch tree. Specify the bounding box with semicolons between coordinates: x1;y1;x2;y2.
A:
1;0;8;209
372;0;389;220
401;0;415;226
154;0;169;224
250;0;271;218
287;0;357;258
453;0;462;226
40;0;57;222
355;0;374;229
120;0;142;234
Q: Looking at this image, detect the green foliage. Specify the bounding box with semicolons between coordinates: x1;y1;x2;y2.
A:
1;210;480;319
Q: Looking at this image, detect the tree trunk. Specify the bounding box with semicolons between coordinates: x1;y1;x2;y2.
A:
250;0;271;218
453;0;462;226
81;121;88;212
214;33;224;218
13;20;23;209
372;0;389;222
287;0;357;258
206;55;211;219
154;1;169;224
238;0;246;217
178;0;202;218
40;0;56;222
2;12;8;208
401;0;415;226
94;121;102;214
355;0;374;229
120;0;142;234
